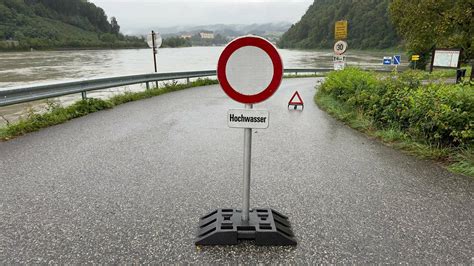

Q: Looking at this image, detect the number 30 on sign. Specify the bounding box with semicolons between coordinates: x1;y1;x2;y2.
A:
334;40;347;55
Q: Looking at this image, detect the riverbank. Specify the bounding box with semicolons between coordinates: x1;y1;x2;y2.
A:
0;44;148;53
315;68;473;177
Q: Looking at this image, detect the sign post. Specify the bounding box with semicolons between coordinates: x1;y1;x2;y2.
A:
147;31;162;87
242;102;252;222
195;36;297;246
334;21;348;71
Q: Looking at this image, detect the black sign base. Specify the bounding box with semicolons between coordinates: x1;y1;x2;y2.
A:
195;208;297;246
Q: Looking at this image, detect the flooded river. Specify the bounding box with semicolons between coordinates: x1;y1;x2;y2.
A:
0;47;405;124
0;47;404;88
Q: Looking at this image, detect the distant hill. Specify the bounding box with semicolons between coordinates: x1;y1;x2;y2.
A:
278;0;401;49
132;22;292;43
0;0;146;50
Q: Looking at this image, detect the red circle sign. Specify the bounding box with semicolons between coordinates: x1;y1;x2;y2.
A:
217;36;283;104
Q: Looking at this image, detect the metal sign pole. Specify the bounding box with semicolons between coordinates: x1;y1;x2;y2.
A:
151;31;158;88
152;31;157;72
242;103;253;222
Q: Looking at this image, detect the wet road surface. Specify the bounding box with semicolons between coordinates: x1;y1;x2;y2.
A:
1;78;472;263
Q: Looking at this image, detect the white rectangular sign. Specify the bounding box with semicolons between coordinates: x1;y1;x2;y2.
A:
333;55;346;62
228;109;269;129
334;61;345;71
433;49;461;68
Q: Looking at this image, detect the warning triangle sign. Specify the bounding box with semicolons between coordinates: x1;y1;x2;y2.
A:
288;91;304;106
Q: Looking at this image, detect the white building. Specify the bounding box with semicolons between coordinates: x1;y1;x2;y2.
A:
199;32;214;39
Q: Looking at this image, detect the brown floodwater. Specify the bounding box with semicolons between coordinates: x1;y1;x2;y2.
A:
0;47;406;125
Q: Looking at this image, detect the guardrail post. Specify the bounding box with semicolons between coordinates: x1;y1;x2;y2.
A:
187;77;190;84
146;82;150;90
81;91;87;100
155;81;159;89
295;72;298;76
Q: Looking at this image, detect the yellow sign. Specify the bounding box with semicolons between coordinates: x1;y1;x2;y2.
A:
335;20;348;40
411;55;420;61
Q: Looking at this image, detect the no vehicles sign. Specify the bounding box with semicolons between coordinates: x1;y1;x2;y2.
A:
217;36;283;104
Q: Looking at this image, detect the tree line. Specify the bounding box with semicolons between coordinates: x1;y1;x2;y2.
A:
278;0;400;50
278;0;472;68
390;0;472;68
0;0;146;50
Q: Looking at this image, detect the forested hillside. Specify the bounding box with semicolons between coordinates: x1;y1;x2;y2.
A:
0;0;146;50
278;0;400;49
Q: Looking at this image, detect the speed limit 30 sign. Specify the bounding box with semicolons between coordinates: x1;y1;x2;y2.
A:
334;40;348;55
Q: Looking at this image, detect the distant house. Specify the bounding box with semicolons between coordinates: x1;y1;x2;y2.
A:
199;31;214;39
180;34;192;39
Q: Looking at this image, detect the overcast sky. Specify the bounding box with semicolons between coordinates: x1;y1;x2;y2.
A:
89;0;312;34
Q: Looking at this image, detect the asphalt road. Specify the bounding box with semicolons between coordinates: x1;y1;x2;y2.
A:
1;78;472;263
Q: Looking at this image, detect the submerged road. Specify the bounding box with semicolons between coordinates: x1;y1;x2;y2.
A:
0;78;472;263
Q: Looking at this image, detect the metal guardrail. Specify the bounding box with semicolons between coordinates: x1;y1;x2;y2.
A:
0;68;331;107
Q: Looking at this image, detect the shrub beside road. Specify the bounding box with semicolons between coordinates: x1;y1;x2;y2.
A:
316;68;473;176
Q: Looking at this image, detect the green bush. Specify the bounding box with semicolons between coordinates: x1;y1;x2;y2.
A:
320;68;474;148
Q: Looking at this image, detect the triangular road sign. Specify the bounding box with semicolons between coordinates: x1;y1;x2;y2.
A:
288;91;304;106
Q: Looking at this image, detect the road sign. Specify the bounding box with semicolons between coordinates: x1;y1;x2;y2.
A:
288;91;304;110
335;20;348;40
432;49;461;68
147;32;162;48
196;35;296;247
411;55;420;61
393;55;401;65
228;109;269;129
334;40;348;55
383;56;392;65
333;55;346;71
217;36;283;104
148;31;161;79
334;61;345;71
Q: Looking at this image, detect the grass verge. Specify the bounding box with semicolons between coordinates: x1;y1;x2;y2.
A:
0;78;219;141
315;92;474;177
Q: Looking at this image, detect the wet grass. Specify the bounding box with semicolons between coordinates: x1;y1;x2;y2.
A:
0;78;218;141
315;92;474;177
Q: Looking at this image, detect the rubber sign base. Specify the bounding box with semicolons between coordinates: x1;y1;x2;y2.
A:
195;208;297;246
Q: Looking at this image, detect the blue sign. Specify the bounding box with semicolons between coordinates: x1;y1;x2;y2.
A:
393;55;401;65
383;56;392;65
